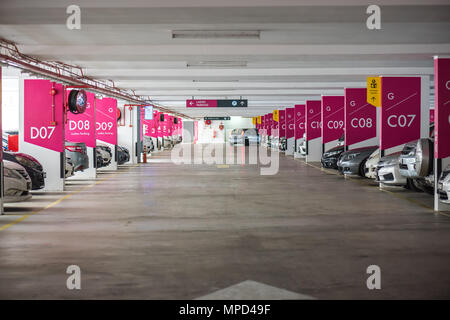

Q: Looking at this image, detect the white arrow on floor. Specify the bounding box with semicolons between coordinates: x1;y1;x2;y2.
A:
195;280;315;300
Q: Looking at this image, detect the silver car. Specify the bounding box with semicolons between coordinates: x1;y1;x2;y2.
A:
375;152;407;186
3;160;32;203
438;165;450;204
399;138;433;178
64;141;89;172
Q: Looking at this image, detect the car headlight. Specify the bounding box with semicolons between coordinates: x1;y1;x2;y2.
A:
383;157;399;166
15;155;38;170
347;152;361;160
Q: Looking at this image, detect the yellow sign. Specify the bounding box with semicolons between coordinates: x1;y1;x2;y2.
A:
257;116;261;124
252;117;256;125
273;110;279;122
367;76;381;107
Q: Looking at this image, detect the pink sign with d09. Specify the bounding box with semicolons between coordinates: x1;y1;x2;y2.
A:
96;97;117;145
24;80;64;152
380;77;421;150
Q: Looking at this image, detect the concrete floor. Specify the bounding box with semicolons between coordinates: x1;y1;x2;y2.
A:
1;146;450;299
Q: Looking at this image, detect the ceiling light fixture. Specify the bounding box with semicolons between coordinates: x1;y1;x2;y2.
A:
172;30;260;39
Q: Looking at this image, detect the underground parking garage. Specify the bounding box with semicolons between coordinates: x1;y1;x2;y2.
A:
0;0;450;312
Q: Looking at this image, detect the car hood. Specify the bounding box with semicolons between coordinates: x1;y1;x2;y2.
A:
4;159;25;171
341;146;378;157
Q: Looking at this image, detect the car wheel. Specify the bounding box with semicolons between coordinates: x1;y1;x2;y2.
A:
406;178;423;192
359;159;367;177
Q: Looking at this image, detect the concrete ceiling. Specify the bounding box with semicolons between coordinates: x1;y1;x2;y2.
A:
1;0;449;118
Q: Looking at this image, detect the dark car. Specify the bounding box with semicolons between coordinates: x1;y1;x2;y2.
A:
95;149;104;168
321;145;345;169
3;152;45;190
117;146;130;165
337;146;379;177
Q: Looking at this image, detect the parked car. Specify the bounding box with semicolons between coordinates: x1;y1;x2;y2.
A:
364;148;380;179
143;136;154;153
65;156;75;178
117;146;130;165
95;149;104;168
3;160;32;203
96;144;112;167
3;152;45;190
321;145;345;169
297;133;306;156
337;146;379;177
279;137;287;151
64;141;89;172
399;138;433;178
229;129;259;146
374;152;408;186
438;165;450;204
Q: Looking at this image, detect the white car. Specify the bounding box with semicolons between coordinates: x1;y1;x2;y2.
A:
297;133;307;156
438;165;450;204
364;148;379;179
3;160;32;203
65;156;75;178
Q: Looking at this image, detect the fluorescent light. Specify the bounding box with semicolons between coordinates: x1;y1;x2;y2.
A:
172;30;260;39
187;61;247;68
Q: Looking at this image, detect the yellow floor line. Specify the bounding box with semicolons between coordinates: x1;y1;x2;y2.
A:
0;171;119;232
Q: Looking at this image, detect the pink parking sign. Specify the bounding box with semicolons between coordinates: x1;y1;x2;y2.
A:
65;91;96;148
344;88;377;146
434;58;450;159
279;109;286;138
286;108;295;139
24;80;64;152
96;97;117;145
294;105;306;140
272;112;279;137
267;113;272;136
306;101;321;141
321;96;344;144
380;77;421;151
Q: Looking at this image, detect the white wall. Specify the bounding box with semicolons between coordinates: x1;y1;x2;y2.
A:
224;116;254;142
117;100;138;164
197;120;226;143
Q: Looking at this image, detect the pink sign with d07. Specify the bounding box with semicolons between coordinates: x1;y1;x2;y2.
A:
65;91;96;148
96;97;117;145
380;77;421;150
24;80;64;152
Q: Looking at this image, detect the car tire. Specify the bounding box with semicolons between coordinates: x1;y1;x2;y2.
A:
359;159;367;177
406;178;423;192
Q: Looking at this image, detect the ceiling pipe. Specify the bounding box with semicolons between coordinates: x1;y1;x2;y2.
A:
0;38;195;120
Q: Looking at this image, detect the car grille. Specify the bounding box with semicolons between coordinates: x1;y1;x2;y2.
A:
399;164;408;170
401;145;415;155
16;169;28;179
382;173;394;181
439;192;448;200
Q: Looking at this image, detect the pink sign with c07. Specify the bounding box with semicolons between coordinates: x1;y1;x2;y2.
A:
380;77;421;151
